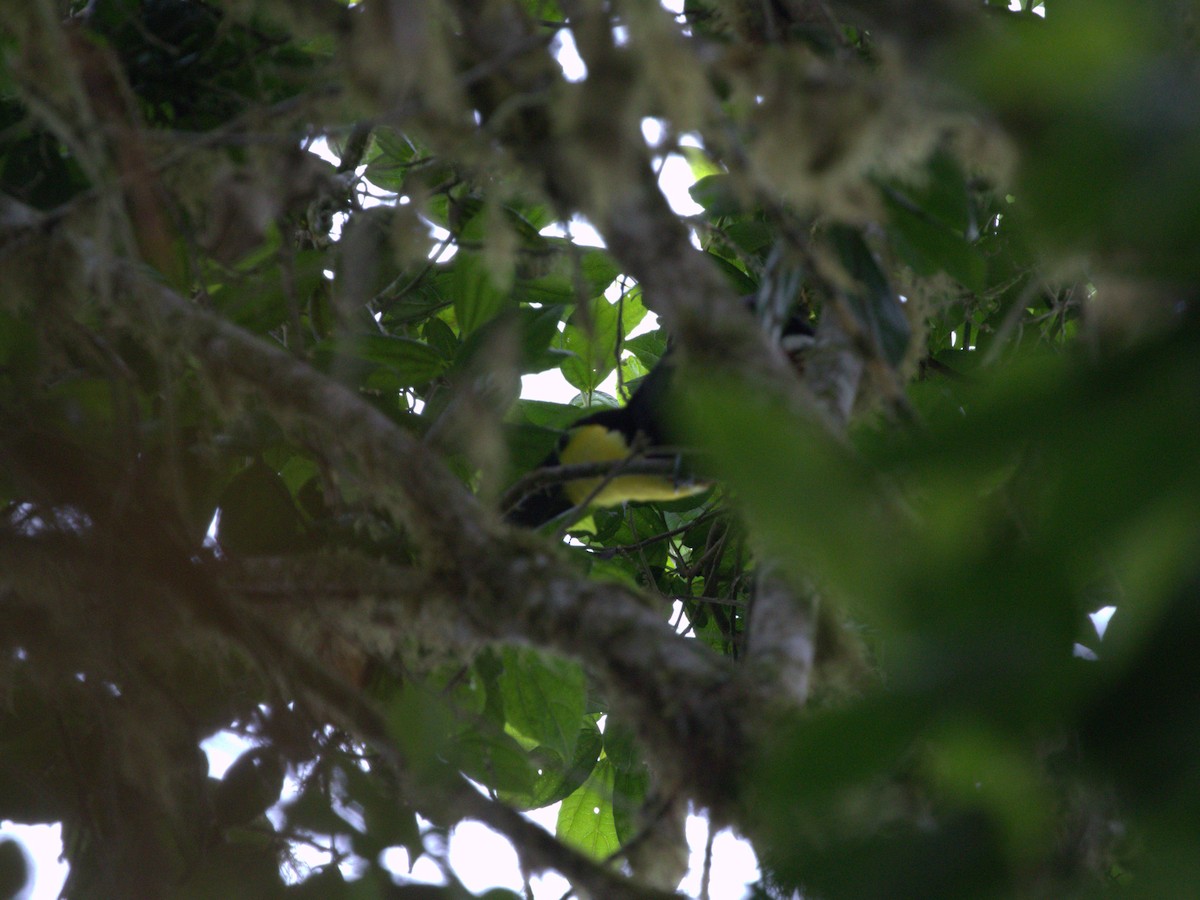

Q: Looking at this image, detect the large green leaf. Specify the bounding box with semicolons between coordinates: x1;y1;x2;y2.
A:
516;303;569;373
362;128;425;192
453;253;511;336
559;296;623;393
557;758;619;860
496;647;586;761
499;719;603;810
623;329;668;371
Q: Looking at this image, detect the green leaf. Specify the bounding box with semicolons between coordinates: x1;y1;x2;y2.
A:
217;460;307;556
341;334;448;386
689;174;741;217
453;253;511;336
678;377;925;631
380;683;458;774
617;353;651;396
362;128;430;192
704;251;758;294
418;316;457;359
615;285;648;338
612;767;649;847
723;220;774;257
451;731;536;794
954;2;1200;275
497;647;586;761
504;423;564;477
499;719;603;810
339;764;422;860
927;725;1052;862
825;225;910;367
903;151;973;235
559;296;622;393
600;719;642;774
679;145;722;181
883;189;986;293
209;250;326;335
517;247;621;305
511;399;586;430
557;758;619;860
578;250;622;299
623;330;668;371
517;303;568;373
379;268;455;326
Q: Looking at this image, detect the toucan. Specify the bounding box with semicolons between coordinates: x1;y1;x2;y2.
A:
504;353;709;528
505;308;815;529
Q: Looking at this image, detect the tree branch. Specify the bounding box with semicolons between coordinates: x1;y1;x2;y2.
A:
125;270;755;814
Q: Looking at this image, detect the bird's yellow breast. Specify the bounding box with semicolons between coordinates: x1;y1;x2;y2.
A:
559;424;707;507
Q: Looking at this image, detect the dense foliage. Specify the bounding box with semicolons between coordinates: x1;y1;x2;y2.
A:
2;0;1199;897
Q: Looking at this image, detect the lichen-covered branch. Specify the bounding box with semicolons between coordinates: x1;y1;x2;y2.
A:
130;270;756;813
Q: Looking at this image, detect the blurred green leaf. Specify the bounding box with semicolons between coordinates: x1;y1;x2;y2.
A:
340;764;422;861
319;334;447;387
705;251;758;294
722;220;773;258
516;303;569;373
954;1;1200;274
453;253;511;336
208;251;325;334
559;296;622;393
217;460;307;556
611;767;649;848
825;225;910;366
689;174;741;217
764;810;1009;900
517;247;621;305
496;647;586;761
422;316;460;360
499;719;603;810
363;129;426;192
451;730;535;794
557;758;619;860
883;187;986;293
677;380;901;612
